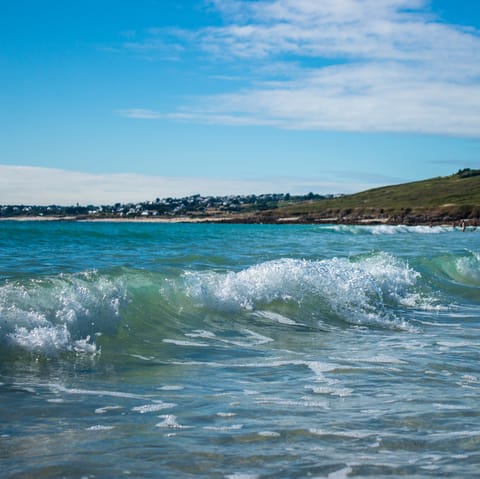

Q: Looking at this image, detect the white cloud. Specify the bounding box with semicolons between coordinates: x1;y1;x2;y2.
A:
0;165;385;205
174;61;480;135
153;0;480;136
117;108;162;119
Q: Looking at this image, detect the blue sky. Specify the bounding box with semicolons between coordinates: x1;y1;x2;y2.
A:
1;0;480;205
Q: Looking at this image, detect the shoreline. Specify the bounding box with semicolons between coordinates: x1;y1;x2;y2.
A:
0;215;231;223
0;215;468;227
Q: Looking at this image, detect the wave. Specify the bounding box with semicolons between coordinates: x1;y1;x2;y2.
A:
442;250;480;286
183;253;433;330
320;225;455;235
0;270;127;357
2;251;474;358
425;250;480;289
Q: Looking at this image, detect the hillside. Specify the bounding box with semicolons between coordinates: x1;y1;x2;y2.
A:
246;170;480;225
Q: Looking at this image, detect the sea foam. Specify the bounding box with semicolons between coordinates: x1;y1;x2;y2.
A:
0;271;126;355
183;253;425;329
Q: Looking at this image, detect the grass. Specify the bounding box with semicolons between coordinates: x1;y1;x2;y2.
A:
261;171;480;224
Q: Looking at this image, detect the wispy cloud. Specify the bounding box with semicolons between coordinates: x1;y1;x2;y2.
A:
128;0;480;137
117;108;162;119
0;165;388;205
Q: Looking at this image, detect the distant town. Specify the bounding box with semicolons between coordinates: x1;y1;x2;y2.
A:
0;192;340;220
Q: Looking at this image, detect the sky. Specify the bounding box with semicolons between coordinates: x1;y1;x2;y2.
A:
1;0;480;205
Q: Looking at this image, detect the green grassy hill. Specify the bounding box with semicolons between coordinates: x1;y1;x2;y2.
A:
256;169;480;225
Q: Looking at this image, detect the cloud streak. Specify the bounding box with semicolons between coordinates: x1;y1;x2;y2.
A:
117;108;162;119
130;0;480;137
0;165;388;205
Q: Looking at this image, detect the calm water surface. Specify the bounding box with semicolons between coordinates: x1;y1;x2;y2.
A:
0;222;479;478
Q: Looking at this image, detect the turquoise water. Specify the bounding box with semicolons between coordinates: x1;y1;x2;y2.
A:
1;221;479;478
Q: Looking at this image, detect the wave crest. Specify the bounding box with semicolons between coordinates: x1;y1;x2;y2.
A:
321;225;453;235
0;271;126;356
183;253;425;329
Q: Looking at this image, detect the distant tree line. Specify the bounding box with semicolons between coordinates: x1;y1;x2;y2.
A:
456;168;480;178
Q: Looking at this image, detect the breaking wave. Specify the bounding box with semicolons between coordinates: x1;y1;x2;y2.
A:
183;253;433;330
320;224;455;235
2;250;471;358
0;270;127;357
436;250;480;286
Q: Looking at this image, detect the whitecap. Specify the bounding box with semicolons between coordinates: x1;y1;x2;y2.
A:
155;415;190;429
306;385;353;397
433;403;470;410
158;385;184;391
86;425;115;431
309;429;374;439
162;339;209;347
95;405;123;414
129;354;155;361
258;431;280;437
132;402;176;413
183;254;425;330
0;271;126;356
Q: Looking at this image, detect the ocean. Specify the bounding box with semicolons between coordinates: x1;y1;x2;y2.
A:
0;221;479;478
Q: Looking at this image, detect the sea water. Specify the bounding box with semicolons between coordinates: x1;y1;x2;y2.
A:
0;221;479;478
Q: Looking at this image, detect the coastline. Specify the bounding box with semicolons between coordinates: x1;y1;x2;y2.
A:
0;214;466;227
0;215;231;223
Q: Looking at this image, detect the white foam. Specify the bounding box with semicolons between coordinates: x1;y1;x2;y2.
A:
257;397;329;409
8;325;73;354
183;253;425;329
162;339;209;347
129;354;155;361
86;425;115;431
158;385;184;391
132;402;176;413
0;271;126;355
258;431;280;437
49;383;152;400
95;405;123;414
433;403;470;410
155;414;190;429
320;225;451;235
73;336;98;354
309;429;374;439
306;385;353;397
